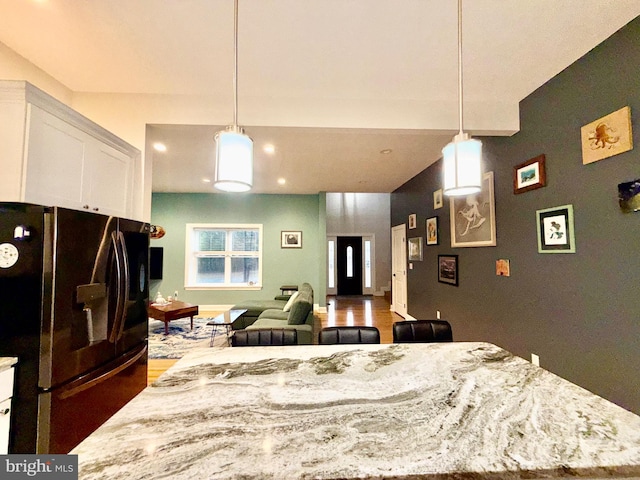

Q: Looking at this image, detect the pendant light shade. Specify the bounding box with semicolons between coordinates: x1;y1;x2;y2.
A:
214;0;253;192
215;127;253;192
442;0;482;197
443;132;482;196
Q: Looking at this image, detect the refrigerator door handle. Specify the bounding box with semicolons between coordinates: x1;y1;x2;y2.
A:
108;231;125;343
115;231;130;342
56;344;147;400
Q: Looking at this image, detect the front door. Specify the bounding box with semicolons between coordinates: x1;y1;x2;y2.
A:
337;236;362;295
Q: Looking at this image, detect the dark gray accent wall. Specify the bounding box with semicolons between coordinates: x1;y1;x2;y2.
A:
391;17;640;413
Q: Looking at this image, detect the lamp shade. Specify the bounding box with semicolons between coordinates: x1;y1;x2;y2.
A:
214;129;253;192
442;135;482;196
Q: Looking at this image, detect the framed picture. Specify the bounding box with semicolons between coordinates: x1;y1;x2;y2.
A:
536;205;576;254
513;154;546;194
496;259;511;277
438;255;458;286
433;189;443;209
281;231;302;248
450;171;497;248
408;237;423;261
408;214;417;229
581;106;633;165
426;216;439;245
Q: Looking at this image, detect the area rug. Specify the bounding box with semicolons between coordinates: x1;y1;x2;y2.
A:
148;317;229;359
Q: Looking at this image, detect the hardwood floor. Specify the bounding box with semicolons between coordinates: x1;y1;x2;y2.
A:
147;295;401;384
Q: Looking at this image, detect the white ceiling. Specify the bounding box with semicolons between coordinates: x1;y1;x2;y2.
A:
1;1;639;194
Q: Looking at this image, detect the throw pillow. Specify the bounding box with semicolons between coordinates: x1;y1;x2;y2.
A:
282;291;300;312
287;300;312;325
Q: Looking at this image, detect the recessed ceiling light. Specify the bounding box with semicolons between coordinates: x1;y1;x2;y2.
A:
153;142;167;152
202;178;211;183
263;144;275;154
380;149;392;154
277;178;286;185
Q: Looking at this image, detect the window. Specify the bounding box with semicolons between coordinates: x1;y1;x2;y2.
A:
185;224;262;289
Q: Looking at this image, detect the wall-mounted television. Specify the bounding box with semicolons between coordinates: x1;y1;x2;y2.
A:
149;247;164;280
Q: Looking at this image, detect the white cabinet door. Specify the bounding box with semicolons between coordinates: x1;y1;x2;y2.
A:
24;104;87;211
86;142;132;216
0;397;10;455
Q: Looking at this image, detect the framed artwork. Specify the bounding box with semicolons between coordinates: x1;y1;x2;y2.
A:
426;216;439;245
496;259;511;277
450;171;497;248
513;154;546;194
408;237;423;261
281;231;302;248
618;178;640;213
536;205;576;254
438;255;458;286
581;106;633;165
433;189;443;209
408;214;417;229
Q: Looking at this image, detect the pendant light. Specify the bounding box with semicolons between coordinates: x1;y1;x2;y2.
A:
442;0;482;197
214;0;253;192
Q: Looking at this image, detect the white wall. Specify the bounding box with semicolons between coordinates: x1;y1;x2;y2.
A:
326;192;391;295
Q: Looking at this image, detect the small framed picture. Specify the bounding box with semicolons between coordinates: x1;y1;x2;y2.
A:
408;214;417;229
281;231;302;248
408;237;423;261
514;154;546;194
536;205;576;254
433;189;443;209
438;255;458;286
426;216;439;245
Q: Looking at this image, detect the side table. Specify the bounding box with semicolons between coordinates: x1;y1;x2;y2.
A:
148;300;199;335
207;309;247;347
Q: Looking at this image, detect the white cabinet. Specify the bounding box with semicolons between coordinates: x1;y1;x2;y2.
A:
0;366;15;455
0;81;141;220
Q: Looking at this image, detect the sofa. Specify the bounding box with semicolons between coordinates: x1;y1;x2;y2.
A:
230;283;315;344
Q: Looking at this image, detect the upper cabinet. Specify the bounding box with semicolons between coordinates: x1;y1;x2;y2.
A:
0;81;141;220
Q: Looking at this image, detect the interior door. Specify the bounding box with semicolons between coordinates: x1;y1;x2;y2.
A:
337;236;362;295
391;224;407;317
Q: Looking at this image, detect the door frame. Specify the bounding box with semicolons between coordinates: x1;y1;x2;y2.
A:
327;234;375;296
391;224;408;317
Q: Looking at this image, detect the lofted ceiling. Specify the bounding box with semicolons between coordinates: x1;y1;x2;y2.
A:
1;1;639;194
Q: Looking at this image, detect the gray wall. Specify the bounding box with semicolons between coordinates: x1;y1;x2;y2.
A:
391;17;640;413
326;193;391;294
151;193;326;307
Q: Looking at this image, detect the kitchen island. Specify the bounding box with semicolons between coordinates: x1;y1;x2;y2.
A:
72;343;640;479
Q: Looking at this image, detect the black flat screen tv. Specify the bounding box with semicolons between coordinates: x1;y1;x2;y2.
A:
149;247;164;280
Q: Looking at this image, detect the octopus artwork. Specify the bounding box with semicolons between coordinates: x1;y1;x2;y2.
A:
588;122;620;150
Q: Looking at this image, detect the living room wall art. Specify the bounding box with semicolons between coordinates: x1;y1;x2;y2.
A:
281;231;302;248
536;204;576;254
618;178;640;213
426;216;439;245
408;214;417;229
438;255;458;286
581;106;633;164
513;154;546;194
450;171;496;248
408;237;423;261
433;189;443;209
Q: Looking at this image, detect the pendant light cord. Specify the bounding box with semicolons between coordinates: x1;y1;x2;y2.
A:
457;0;464;137
233;0;239;128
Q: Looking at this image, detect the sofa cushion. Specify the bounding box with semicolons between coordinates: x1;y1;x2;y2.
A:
287;300;312;325
259;309;288;321
283;291;299;312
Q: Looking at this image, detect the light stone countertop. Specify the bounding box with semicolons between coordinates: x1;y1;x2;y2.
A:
73;342;640;479
0;357;17;373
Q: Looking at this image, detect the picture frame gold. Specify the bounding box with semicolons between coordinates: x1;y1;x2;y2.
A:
426;216;439;245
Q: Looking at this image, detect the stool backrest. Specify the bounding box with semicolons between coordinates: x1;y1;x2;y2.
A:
392;320;453;343
232;328;298;346
318;326;381;345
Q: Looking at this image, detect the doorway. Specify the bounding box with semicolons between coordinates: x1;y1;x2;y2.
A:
336;236;363;295
391;224;407;317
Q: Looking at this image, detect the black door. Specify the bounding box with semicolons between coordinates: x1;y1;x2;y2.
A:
337;236;362;295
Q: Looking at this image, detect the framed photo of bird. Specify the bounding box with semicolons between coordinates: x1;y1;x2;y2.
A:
450;171;497;248
536;204;576;254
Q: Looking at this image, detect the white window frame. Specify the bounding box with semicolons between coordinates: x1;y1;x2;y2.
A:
185;223;263;290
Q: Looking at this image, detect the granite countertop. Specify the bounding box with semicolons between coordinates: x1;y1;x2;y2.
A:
73;343;640;479
0;357;17;373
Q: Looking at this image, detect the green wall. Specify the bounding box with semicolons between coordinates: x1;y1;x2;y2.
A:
150;193;325;307
391;16;640;413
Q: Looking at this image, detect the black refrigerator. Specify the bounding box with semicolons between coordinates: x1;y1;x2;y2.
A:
0;203;150;453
